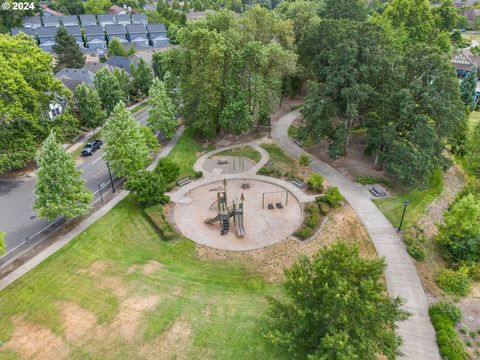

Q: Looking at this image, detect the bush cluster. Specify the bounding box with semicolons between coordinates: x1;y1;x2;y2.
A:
194;170;203;178
299;154;311;166
155;158;180;184
429;301;469;360
436;268;471;297
125;170;168;208
294;204;321;240
322;187;344;207
144;204;176;240
356;176;392;187
404;234;426;261
307;173;324;193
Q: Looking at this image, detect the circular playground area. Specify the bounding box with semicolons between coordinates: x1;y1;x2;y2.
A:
173;179;303;251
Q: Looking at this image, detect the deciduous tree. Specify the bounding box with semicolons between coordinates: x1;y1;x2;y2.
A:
108;37;128;57
103;101;150;177
125;170;167;207
267;242;407;360
148;79;177;138
93;68;123;115
34;131;92;220
74;84;106;130
132;58;154;96
460;69;477;111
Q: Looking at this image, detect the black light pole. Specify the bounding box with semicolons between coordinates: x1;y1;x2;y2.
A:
397;201;409;232
268;118;272;139
106;161;115;193
98;184;104;203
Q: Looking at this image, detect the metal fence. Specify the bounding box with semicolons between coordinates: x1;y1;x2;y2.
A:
0;176;124;262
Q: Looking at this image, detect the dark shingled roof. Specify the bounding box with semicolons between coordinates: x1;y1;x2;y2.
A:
147;23;166;33
11;27;36;36
85;25;105;36
36;27;58;37
127;24;146;34
105;55;135;75
106;24;126;35
55;68;95;91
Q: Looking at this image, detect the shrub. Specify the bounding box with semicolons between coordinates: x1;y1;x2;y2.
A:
307;173;324;192
356;176;391;187
429;302;469;360
144;204;176;240
294;204;321;240
323;187;344;207
436;268;470;297
155;157;180;184
430;300;463;324
461;262;480;281
299;154;311;166
319;202;330;216
0;231;5;256
125;170;168;208
404;235;426;261
194;170;203;178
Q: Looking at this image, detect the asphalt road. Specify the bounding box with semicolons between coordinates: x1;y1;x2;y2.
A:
0;107;150;253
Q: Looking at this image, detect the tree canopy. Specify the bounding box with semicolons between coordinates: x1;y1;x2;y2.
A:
93;68;124;115
267;242;407;360
176;8;296;137
103;101;150;177
0;33;67;173
73;83;106;130
148;79;177;139
34;131;92;220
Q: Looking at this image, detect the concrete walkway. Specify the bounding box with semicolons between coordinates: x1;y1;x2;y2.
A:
273;111;440;360
0;125;185;291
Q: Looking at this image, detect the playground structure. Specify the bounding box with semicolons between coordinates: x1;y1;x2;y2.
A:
205;179;246;237
262;190;289;210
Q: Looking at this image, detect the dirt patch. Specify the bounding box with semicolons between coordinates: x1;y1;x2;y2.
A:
111;296;160;339
57;302;97;344
305;135;399;189
196;204;373;282
142;260;163;275
77;260;110;277
97;276;128;298
458;298;480;359
416;165;465;238
140;319;192;360
1;316;70;360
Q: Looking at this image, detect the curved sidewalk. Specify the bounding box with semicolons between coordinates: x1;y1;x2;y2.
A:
273;111;440;360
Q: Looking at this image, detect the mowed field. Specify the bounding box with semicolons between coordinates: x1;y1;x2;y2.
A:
0;197;284;360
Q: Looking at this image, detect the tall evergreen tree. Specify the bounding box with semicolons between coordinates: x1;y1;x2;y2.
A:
460;69;477;111
93;68;123;115
53;26;85;70
34;131;92;220
148;79;177;139
133;58;154;96
103;102;150;177
74;84;106;130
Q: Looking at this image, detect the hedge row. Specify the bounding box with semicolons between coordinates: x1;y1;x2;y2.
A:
429;301;469;360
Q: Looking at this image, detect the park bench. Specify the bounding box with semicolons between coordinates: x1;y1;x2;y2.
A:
294;139;303;147
291;178;305;189
177;177;192;187
369;185;387;197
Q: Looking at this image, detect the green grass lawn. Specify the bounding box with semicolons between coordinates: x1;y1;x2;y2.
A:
215;146;262;163
131;101;149;114
374;170;443;230
166;128;214;179
0;197;283;359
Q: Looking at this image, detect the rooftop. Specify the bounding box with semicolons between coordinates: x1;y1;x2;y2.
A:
84;25;105;36
11;27;36;36
147;23;166;33
127;24;146;33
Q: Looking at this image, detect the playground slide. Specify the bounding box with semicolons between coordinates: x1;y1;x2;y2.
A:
235;212;245;237
204;214;221;224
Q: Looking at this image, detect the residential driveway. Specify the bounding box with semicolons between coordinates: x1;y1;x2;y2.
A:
273;110;440;360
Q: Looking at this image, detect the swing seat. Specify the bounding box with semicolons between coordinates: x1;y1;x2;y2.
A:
275;202;283;209
268;203;274;210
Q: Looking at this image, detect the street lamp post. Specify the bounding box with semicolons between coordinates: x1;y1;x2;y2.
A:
268;118;272;139
106;161;115;193
397;201;409;232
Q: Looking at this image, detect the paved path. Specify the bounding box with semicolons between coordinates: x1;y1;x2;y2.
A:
0;125;184;291
273;111;440;360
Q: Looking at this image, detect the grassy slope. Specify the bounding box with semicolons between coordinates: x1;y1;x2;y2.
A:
260;144;299;174
374;170;443;230
0;197;282;359
165;128;213;179
215;146;262;163
130;101;149;114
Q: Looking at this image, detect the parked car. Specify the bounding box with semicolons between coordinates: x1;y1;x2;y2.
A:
81;139;103;156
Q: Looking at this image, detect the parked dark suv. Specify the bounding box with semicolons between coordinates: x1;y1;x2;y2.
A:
81;139;103;156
